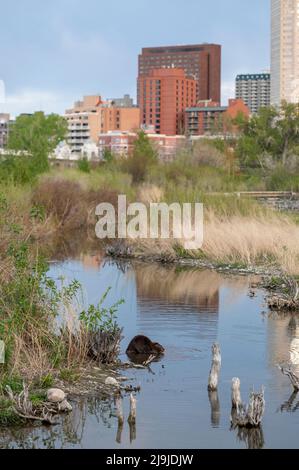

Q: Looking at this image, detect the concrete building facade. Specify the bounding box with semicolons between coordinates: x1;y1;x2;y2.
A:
65;96;140;154
235;73;271;114
138;44;221;104
138;68;197;135
271;0;299;105
185;99;249;136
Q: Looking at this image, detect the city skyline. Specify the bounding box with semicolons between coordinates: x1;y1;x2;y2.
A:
0;0;270;117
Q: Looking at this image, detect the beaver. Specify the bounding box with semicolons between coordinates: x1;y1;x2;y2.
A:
126;335;165;356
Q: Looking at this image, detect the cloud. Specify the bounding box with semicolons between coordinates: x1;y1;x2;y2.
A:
221;81;235;105
1;89;74;117
0;80;5;104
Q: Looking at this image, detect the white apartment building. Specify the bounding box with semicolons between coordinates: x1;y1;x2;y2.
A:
271;0;299;105
235;74;271;114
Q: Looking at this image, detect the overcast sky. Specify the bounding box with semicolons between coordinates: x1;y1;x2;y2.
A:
0;0;270;117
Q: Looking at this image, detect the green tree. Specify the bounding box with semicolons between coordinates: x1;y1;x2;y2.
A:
122;131;158;183
236;102;299;170
8;112;67;174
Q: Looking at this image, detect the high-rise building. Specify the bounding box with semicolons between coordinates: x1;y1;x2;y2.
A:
138;44;221;104
138;68;197;135
235;74;271;114
271;0;299;105
65;95;140;154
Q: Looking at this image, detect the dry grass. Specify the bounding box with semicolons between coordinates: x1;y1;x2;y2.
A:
203;211;299;274
32;177;120;233
129;209;299;275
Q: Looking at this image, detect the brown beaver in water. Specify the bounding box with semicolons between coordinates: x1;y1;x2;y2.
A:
126;335;165;356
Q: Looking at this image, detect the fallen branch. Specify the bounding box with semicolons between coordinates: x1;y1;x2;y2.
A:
268;276;299;311
6;384;56;425
278;364;299;391
143;354;157;367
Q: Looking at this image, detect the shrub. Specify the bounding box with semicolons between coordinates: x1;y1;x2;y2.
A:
77;157;91;173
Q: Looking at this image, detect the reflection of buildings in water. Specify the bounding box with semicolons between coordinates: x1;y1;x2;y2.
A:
267;314;299;367
135;265;221;314
80;253;103;270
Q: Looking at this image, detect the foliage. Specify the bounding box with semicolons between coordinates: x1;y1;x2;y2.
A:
103;149;114;164
121;131;158;183
77;157;91;173
79;287;124;334
0;112;67;183
236;102;299;170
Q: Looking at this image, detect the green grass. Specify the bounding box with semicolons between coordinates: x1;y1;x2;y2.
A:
38;373;54;389
0;398;23;427
59;368;81;384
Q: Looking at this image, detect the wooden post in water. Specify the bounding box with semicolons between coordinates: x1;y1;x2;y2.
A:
115;395;124;444
116;395;124;425
231;378;242;410
208;344;221;391
128;394;137;443
128;393;137;424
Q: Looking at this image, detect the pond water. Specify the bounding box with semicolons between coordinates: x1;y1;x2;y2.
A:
1;255;299;449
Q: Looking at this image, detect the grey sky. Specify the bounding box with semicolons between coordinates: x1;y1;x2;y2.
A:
0;0;270;116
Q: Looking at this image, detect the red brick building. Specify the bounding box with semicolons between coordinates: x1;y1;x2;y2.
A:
138;44;221;103
185;99;250;136
138;68;197;135
98;131;186;162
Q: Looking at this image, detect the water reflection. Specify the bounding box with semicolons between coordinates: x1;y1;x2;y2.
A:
279;392;299;413
2;257;299;449
234;426;265;450
0;397;114;449
208;390;221;428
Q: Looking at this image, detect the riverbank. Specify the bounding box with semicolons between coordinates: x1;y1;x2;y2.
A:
0;166;299;428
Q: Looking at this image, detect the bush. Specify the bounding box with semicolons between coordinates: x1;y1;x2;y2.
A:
77;157;91;173
121;131;158;184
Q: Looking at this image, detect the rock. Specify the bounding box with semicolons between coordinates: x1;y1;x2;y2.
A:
105;377;120;388
47;388;66;403
58;399;73;412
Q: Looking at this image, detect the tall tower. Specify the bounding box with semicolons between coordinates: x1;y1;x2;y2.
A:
138;44;221;104
271;0;299;105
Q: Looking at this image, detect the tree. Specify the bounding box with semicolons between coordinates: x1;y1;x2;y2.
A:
8;112;67;174
236;102;299;171
122;131;158;184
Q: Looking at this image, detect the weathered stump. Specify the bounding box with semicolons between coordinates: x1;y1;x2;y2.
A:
231;388;265;428
208;343;221;392
128;393;137;424
128;394;137;443
231;378;242;410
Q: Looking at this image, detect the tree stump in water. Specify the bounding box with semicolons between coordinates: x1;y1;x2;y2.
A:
231;388;265;428
208;343;221;392
231;378;242;410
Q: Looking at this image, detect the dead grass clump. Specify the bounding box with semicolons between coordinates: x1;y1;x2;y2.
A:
32;178;120;232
